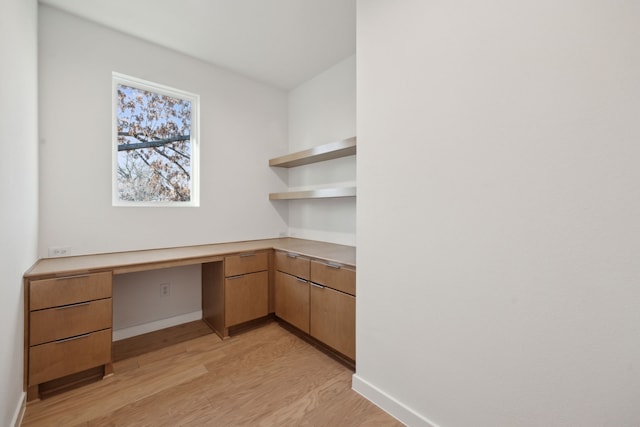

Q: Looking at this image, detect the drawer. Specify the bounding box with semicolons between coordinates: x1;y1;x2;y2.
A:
275;251;309;280
225;251;269;277
30;298;112;346
310;260;356;296
225;270;269;326
29;328;112;386
30;272;112;311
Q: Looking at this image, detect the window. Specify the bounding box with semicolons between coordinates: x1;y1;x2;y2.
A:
112;73;199;206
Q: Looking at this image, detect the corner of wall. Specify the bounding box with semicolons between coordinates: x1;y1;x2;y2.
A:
352;374;438;427
10;393;26;427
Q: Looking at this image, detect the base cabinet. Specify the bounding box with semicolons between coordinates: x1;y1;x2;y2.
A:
26;271;113;400
275;250;356;362
310;284;355;360
202;251;270;338
275;271;310;333
225;271;269;326
224;252;269;328
23;240;355;400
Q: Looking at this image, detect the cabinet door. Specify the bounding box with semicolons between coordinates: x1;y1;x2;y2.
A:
275;271;309;333
310;284;355;360
225;271;269;326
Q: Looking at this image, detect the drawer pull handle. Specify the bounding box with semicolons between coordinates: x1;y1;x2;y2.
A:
286;253;299;259
56;333;91;344
325;262;342;269
239;253;256;258
310;282;325;289
56;301;91;310
53;273;91;279
295;277;308;284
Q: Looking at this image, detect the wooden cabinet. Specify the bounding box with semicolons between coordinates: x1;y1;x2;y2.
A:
26;271;113;399
203;251;271;338
274;250;356;362
310;284;355;360
22;238;355;399
310;260;356;360
274;251;310;333
275;272;309;333
225;271;269;326
225;252;269;327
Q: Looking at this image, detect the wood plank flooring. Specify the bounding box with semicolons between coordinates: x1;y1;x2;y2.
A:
21;320;403;426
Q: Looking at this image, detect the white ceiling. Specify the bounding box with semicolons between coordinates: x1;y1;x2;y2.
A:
38;0;356;90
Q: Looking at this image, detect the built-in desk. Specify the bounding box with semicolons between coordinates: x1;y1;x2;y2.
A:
23;238;355;401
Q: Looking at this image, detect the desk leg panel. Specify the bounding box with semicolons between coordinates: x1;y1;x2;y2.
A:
202;262;226;338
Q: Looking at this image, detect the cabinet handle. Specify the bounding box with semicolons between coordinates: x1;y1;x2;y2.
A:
295;277;308;284
239;253;256;258
286;253;299;259
310;282;325;289
54;273;91;279
55;301;91;310
325;262;342;269
55;333;91;344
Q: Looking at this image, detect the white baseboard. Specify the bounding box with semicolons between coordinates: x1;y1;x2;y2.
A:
352;374;439;427
113;310;202;341
11;392;25;427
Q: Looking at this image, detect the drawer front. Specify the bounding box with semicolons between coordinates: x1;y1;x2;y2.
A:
30;272;112;310
275;251;310;280
225;271;269;326
29;328;112;386
275;271;309;333
310;285;355;360
30;298;112;346
225;251;269;277
310;260;356;296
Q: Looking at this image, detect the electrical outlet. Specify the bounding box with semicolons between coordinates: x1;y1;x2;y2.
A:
160;283;170;297
48;246;71;257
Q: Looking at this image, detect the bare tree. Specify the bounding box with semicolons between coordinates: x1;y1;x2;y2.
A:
116;84;193;202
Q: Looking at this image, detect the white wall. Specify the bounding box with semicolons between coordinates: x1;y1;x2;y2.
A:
0;0;39;425
112;265;202;340
38;6;289;337
286;55;356;245
38;6;289;258
355;2;640;427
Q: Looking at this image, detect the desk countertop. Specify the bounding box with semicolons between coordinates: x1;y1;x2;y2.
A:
24;238;356;279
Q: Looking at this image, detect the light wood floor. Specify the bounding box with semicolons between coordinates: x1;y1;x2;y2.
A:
22;320;403;426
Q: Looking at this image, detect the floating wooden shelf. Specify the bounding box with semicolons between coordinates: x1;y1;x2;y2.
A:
269;137;356;168
269;187;356;200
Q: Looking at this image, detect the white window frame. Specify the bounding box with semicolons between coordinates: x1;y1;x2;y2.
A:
112;72;200;207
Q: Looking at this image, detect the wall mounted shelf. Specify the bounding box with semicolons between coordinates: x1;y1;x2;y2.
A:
268;137;357;200
269;186;356;200
269;137;356;168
